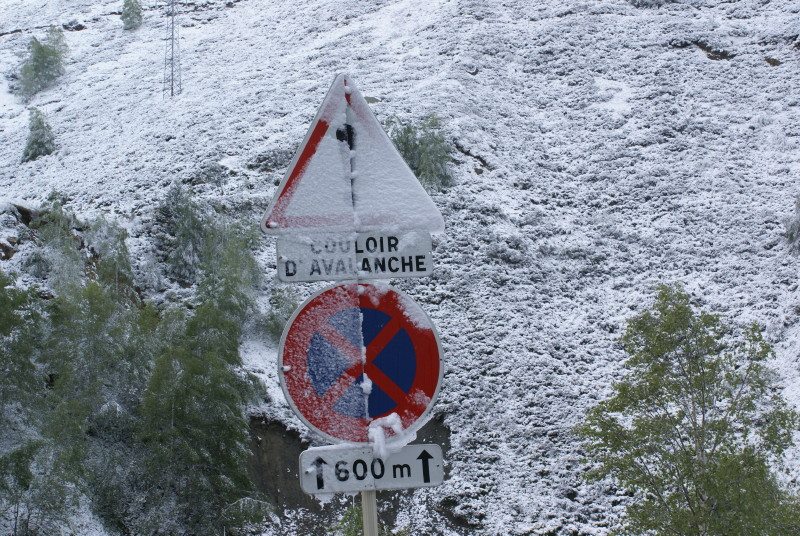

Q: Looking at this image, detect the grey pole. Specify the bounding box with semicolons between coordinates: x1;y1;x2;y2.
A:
347;76;378;536
361;490;379;536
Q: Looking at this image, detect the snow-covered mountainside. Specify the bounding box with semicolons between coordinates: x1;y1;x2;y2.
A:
2;0;800;533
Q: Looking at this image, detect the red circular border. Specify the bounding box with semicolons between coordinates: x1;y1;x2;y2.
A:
279;283;442;443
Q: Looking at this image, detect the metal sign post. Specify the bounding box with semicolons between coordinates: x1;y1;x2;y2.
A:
362;490;378;536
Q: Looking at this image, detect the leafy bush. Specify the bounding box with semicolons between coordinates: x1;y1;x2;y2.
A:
18;26;67;99
578;285;800;536
21;107;55;162
786;197;800;251
121;0;143;30
387;114;453;192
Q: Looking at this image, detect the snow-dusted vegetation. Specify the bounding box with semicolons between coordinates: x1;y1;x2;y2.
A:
2;0;800;534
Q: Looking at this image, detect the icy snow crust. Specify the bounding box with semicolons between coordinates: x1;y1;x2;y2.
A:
262;73;445;233
277;282;442;445
2;0;800;534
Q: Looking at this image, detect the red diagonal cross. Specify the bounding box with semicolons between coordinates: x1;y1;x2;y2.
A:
316;315;406;412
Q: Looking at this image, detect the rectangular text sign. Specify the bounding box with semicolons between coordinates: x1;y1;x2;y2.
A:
277;231;432;282
299;444;444;494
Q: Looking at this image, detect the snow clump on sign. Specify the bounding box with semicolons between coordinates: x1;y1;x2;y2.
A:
367;412;407;459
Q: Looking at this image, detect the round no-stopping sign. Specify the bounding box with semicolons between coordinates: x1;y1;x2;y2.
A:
278;283;443;443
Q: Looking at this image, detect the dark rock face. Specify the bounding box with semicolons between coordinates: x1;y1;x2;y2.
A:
248;418;317;512
0;239;15;260
248;413;455;534
11;203;37;225
62;19;87;31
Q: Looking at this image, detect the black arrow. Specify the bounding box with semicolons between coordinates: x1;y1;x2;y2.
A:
417;450;433;483
312;457;327;490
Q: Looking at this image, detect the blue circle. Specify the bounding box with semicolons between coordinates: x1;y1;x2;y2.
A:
306;306;416;418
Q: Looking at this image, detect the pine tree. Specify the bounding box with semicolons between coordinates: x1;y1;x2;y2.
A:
578;285;800;535
387;114;453;192
137;220;263;534
0;270;74;536
38;279;164;534
0;270;38;411
18;26;67;99
152;183;207;287
21;108;56;162
121;0;143;30
197;220;260;324
24;200;82;292
138;306;257;534
87;216;135;294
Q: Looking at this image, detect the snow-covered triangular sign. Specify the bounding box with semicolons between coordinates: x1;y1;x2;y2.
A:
261;74;445;235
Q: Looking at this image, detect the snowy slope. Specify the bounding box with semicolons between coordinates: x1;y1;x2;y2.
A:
3;0;800;534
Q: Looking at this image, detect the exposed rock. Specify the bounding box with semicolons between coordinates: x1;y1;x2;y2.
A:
62;19;87;31
11;203;38;226
0;238;15;260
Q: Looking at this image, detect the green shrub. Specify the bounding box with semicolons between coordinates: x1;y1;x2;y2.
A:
138;293;258;534
152;183;208;286
198;220;260;323
121;0;143;30
335;502;409;536
18;26;67;99
578;285;800;536
3;198;264;536
265;286;299;342
387;114;453;192
786;197;800;251
25;200;82;291
87;216;135;294
21;107;55;162
221;497;273;535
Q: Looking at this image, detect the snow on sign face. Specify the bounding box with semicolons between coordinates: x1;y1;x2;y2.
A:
261;73;445;234
276;231;433;282
279;283;443;444
299;444;444;494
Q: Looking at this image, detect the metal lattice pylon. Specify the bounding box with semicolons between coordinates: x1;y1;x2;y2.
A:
163;0;182;97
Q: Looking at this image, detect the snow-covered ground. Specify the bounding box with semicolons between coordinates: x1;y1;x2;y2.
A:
2;0;800;534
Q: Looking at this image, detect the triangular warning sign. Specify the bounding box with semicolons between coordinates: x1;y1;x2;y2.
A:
261;74;445;235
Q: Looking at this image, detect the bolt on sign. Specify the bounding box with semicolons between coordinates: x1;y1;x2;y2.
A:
260;74;446;515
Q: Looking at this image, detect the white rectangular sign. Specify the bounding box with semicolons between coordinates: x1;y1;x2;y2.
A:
276;231;433;282
299;444;444;494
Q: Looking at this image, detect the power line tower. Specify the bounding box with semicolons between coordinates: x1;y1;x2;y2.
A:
163;0;182;97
